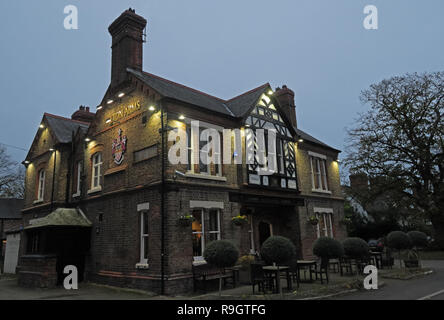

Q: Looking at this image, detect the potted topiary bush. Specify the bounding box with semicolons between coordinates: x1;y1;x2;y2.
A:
342;237;370;275
387;231;412;268
406;231;428;268
313;237;344;261
260;236;296;297
203;240;239;296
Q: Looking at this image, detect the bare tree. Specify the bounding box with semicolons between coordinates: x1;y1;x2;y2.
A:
0;146;24;199
345;72;444;247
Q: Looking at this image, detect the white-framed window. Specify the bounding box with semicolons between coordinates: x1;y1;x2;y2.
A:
140;210;149;265
192;208;222;262
208;209;221;242
186;124;222;177
74;161;82;196
37;169;45;201
314;208;334;238
192;209;205;262
91;152;102;189
309;152;329;192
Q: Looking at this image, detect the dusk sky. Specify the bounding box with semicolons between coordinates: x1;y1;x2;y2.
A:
0;0;443;167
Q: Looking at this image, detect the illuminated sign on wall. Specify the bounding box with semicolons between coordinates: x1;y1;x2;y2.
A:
109;100;141;124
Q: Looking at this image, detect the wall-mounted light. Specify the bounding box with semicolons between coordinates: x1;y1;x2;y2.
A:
106;118;112;124
149;106;156;111
97;105;103;111
118;92;125;98
107;99;114;105
39;124;45;129
85;138;91;142
298;139;304;143
49;148;55;152
24;160;30;164
179;115;185;120
267;90;273;96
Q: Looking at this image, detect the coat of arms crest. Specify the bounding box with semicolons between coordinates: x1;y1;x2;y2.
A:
112;129;127;165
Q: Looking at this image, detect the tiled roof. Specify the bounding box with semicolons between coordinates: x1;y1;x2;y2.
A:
44;113;90;144
128;68;339;151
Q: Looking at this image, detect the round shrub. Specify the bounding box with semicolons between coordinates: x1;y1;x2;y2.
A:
260;236;296;265
313;237;344;259
387;231;412;250
203;240;239;269
407;231;428;248
342;237;370;259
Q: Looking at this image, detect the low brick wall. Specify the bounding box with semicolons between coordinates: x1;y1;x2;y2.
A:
17;254;58;288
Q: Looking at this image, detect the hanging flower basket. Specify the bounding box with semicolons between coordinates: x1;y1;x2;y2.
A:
308;216;319;226
232;215;248;226
178;215;195;227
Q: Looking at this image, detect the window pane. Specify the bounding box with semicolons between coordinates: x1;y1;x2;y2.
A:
192;210;203;257
143;236;149;260
143;212;149;234
208;210;219;232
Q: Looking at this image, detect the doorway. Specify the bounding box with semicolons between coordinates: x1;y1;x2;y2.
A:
258;221;273;247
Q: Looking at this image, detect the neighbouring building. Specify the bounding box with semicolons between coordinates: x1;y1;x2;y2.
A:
18;9;346;294
0;198;24;274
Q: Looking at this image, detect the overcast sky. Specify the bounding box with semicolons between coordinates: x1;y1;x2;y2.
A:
0;0;443;166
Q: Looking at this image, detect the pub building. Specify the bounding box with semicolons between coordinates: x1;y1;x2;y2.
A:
18;9;346;294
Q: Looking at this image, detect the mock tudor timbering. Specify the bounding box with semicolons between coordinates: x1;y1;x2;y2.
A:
18;9;346;294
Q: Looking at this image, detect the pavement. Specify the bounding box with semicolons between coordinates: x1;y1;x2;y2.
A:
1;260;443;300
331;260;444;300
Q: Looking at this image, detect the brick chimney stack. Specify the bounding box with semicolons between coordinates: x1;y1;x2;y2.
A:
72;106;95;123
108;8;147;87
274;85;297;128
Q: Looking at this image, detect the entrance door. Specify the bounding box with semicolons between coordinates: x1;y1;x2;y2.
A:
258;221;272;247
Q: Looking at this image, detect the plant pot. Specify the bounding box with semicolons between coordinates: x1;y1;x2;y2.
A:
309;219;319;226
232;220;246;227
404;260;419;268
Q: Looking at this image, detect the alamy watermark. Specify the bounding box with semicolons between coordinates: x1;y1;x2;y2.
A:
64;5;78;30
363;5;378;30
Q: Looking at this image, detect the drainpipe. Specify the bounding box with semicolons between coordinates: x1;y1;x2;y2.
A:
50;147;57;213
160;99;166;295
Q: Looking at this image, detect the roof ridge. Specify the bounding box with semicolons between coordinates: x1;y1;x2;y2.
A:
140;70;227;103
226;83;270;102
44;113;90;126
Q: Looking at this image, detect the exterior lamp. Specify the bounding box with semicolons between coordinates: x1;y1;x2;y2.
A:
24;160;30;164
49;148;55;152
107;99;114;105
298;139;304;143
179;115;185;120
39;124;44;129
118;92;125;98
267;90;273;96
85;138;91;142
106;118;112;124
149;106;156;111
97;105;103;111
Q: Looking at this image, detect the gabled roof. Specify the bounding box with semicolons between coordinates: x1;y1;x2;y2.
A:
44;113;90;144
0;198;23;219
25;208;92;230
128;68;339;152
295;127;341;152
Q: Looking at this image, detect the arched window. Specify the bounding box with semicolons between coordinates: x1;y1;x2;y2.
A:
91;152;103;189
37;169;45;201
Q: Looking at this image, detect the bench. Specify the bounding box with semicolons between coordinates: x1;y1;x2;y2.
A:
192;264;238;292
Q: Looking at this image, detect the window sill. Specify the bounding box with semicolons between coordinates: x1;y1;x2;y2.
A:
33;199;44;205
185;172;227;182
87;186;102;195
135;263;149;270
72;192;81;198
193;259;207;266
311;189;332;195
